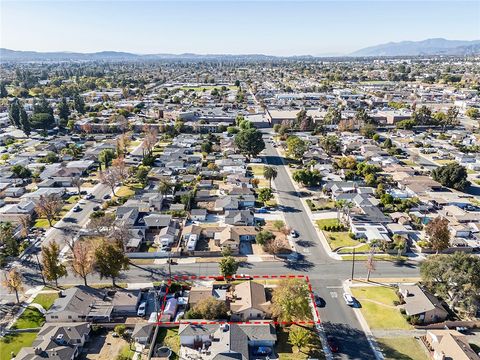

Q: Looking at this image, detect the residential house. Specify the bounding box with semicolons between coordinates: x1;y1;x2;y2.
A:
230;281;270;321
399;285;448;324
423;330;480;360
214;226;257;254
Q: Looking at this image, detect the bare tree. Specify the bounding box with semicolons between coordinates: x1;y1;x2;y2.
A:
3;268;24;303
366;247;376;281
70;239;96;286
141;125;158;158
111;221;131;252
88;213;116;237
19;215;31;238
111;157;128;182
35;194;63;227
71;176;83;195
99;168;122;196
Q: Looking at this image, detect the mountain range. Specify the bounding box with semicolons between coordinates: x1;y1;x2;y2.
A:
1;38;479;61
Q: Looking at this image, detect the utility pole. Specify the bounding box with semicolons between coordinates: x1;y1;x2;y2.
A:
35;252;46;286
351;248;355;281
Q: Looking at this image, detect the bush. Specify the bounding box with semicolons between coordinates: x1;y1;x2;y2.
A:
114;324;126;337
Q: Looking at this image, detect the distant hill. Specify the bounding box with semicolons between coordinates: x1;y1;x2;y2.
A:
350;38;480;57
0;48;312;62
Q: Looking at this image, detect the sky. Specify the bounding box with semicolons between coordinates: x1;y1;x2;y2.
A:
1;1;479;56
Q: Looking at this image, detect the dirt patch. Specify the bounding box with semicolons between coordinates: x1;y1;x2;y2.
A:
81;333;130;360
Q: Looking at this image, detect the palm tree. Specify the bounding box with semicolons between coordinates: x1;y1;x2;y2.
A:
158;180;174;206
263;166;278;189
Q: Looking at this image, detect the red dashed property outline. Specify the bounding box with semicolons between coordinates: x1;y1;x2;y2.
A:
155;274;321;326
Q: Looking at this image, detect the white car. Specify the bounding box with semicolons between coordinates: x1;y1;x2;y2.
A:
290;229;299;238
343;293;355;306
137;302;146;317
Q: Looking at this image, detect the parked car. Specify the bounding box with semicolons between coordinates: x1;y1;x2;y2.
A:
343;293;355;306
290;229;299;238
103;194;111;200
137;302;146;317
73;206;82;212
315;295;325;308
92;205;101;211
85;193;95;200
326;336;339;353
257;207;269;214
233;274;252;280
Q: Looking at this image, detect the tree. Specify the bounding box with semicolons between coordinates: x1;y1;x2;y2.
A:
219;255;238;279
431;162;470;191
3;269;24;303
292;169;322;187
465;107;479;120
234;128;265;159
425;216;451;253
0;222;19;258
288;325;313;353
256;230;275;246
73;93;86;114
135;165;150;185
98;149;116;170
263;166;278;189
271;278;311;322
94;239;129;286
8;98;21;127
30;113;55;131
57;97;71;123
70;239;95;286
445;106;459;128
412;106;433;125
360;123;376;139
99;168;122;196
0;82;8;98
324;106;341;125
20;107;31;135
258;187;273;204
420;252;480;315
35;194;63;227
286;136;308;160
296;109;314;131
355;108;373;124
158;180;174;203
11;164;32;179
41;241;67;287
185;297;229;320
320;135;341;155
366;248;376;281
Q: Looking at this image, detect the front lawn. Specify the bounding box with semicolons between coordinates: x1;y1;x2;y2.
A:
119;343;135;359
350;286;412;330
377;337;428;360
66;195;80;204
34;218;56;228
12;307;45;329
249;164;265;176
324;231;360;249
116;186;136;198
0;332;38;359
316;218;340;229
32;292;59;310
337;243;371;253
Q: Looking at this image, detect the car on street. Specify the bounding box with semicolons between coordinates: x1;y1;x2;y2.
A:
343;293;355;306
137;302;146;317
103;194;111;200
287;251;303;263
290;229;299;238
85;193;95;200
315;295;325;308
233;274;252;280
92;205;101;211
256;207;269;213
73;206;82;212
326;336;339;353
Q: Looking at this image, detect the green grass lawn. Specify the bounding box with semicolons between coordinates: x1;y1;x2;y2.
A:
34;218;56;228
0;331;38;359
120;343;135;359
65;195;80;204
337;243;371;253
341;254;408;261
157;328;180;360
249;164;265;177
32;292;59;310
12;308;45;329
316;218;340;229
324;231;359;249
351;287;412;330
116;186;136;198
377;337;428;360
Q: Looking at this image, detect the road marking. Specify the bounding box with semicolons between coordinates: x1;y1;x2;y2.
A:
302;248;310;253
330;291;338;298
326;286;343;289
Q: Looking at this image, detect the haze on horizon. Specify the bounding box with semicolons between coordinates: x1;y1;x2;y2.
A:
1;0;479;56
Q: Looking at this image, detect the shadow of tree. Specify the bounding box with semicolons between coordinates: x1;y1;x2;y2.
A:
322;322;376;359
